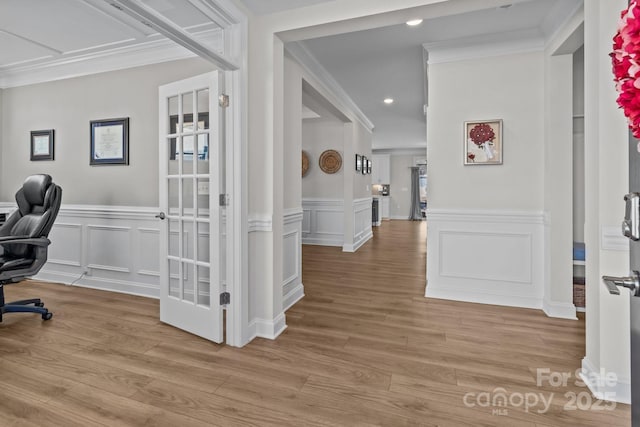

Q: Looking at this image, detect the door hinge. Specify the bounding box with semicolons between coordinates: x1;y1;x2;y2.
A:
219;94;230;108
219;194;229;206
220;292;230;305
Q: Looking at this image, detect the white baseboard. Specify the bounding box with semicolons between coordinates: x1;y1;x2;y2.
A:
302;237;343;247
390;215;410;220
36;270;159;299
283;283;305;311
425;286;542;310
249;312;287;340
343;229;373;252
581;357;631;404
542;299;577;320
576;306;586;313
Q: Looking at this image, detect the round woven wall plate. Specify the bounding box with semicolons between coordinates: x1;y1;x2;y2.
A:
319;150;342;174
302;151;310;177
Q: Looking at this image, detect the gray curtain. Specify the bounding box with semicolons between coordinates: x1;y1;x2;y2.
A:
409;166;422;220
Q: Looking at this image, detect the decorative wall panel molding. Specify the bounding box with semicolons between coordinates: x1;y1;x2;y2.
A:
344;197;373;252
283;208;304;311
0;202;161;298
302;198;344;247
426;209;546;311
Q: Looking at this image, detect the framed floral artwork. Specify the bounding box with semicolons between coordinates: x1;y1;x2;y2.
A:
464;120;503;165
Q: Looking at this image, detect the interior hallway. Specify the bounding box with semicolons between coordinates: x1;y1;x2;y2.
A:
0;220;631;426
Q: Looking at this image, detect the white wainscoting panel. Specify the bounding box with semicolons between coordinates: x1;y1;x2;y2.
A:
283;208;304;310
426;209;545;310
0;203;162;298
344;197;373;252
302;199;344;247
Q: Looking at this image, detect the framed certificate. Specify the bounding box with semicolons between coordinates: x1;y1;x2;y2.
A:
90;117;129;165
30;129;54;161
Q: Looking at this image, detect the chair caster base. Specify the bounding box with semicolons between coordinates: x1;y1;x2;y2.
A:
42;311;52;321
35;302;44;307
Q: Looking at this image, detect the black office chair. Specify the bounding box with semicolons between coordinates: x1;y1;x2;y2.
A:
0;174;61;321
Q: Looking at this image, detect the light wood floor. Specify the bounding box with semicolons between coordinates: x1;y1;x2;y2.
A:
0;220;631;426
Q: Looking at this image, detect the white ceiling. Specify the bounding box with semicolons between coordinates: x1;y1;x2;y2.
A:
297;0;582;150
0;0;225;87
240;0;334;16
0;0;582;151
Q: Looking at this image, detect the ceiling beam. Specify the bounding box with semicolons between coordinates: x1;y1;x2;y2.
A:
105;0;238;70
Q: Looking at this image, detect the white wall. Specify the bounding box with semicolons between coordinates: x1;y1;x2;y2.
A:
302;118;345;199
352;121;372;199
583;0;631;404
426;51;547;309
390;154;414;219
0;58;212;206
283;56;305;311
427;52;544;210
573;46;585;243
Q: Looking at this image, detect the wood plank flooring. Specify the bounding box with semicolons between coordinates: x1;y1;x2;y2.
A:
0;220;631;426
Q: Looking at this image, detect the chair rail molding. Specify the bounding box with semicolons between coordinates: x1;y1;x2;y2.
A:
248;214;273;233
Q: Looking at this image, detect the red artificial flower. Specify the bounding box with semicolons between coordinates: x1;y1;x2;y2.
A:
469;123;495;146
612;0;640;138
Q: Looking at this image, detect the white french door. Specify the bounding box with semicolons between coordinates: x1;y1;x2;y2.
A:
158;72;225;343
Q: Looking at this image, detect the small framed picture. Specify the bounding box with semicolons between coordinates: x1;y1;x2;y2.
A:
464;119;503;165
90;117;129;165
361;156;367;175
355;154;362;172
30;129;54;161
367;159;372;174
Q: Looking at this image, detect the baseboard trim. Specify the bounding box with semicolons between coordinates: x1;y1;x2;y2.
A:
302;237;342;247
425;286;542;310
283;283;305;311
343;229;373;253
581;357;631;404
35;270;159;299
542;299;577;320
249;312;287;341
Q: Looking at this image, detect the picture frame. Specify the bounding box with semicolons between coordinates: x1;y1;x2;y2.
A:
367;159;372;174
30;129;54;161
361;156;367;175
90;117;129;165
464;119;503;165
355;154;362;172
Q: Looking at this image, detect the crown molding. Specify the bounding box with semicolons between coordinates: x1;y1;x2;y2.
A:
0;29;223;89
285;41;374;132
423;29;544;65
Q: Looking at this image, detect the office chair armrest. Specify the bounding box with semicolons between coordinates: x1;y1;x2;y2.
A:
0;236;51;247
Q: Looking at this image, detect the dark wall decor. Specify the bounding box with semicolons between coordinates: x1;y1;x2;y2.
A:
30;129;54;161
90;117;129;165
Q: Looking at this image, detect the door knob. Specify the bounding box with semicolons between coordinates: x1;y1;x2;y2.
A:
602;271;640;296
155;212;166;220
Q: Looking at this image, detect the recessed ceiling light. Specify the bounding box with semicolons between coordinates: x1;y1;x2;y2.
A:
406;19;423;26
383;98;394;104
